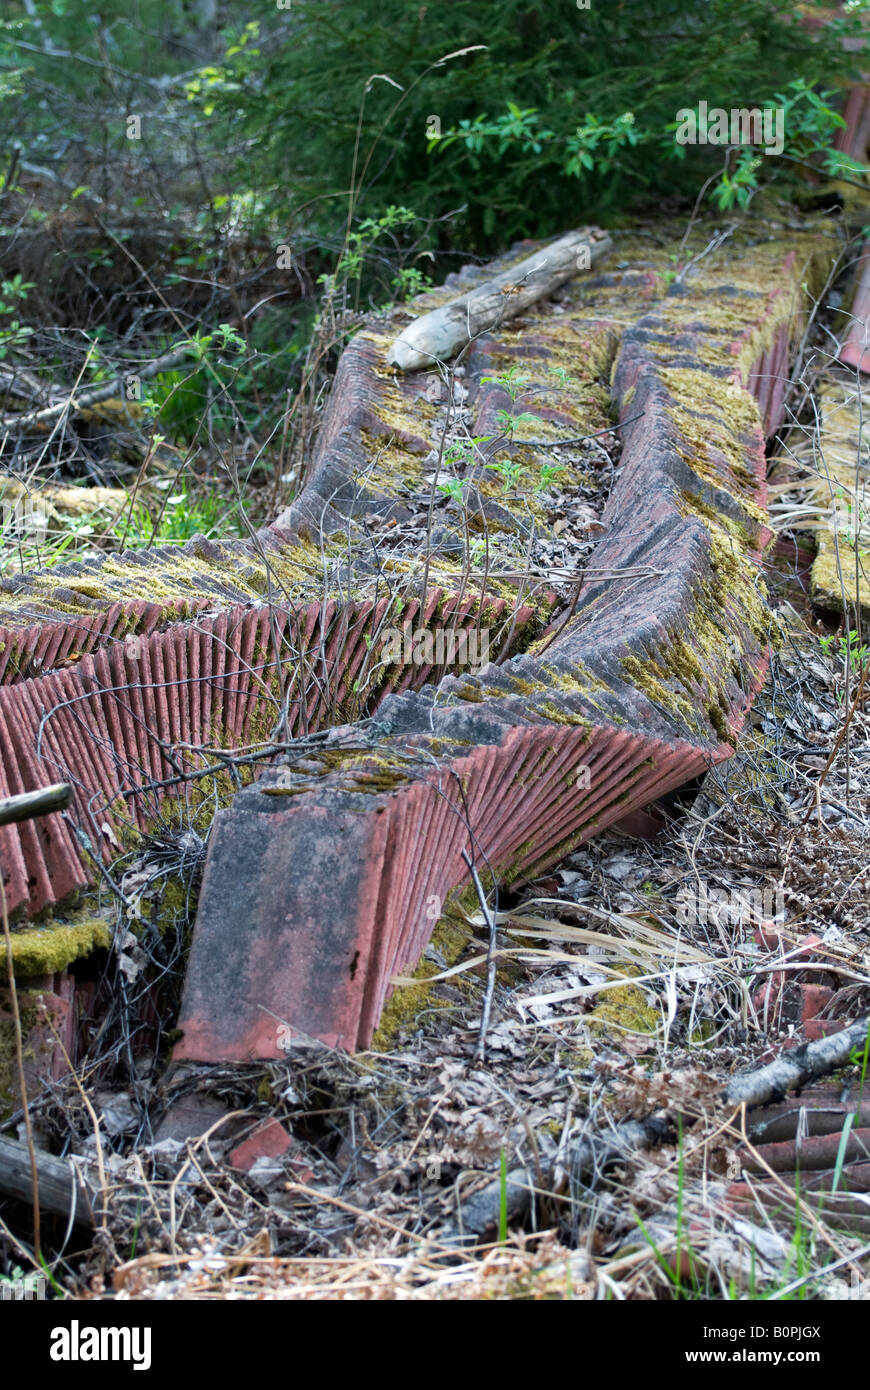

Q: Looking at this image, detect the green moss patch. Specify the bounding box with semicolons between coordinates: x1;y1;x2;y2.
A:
7;910;111;976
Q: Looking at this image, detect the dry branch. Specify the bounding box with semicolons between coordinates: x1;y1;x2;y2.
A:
448;1116;671;1241
0;783;72;828
0;343;195;430
726;1014;870;1108
448;1019;870;1237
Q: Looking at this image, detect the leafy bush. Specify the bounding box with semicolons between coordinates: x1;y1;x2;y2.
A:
190;0;867;250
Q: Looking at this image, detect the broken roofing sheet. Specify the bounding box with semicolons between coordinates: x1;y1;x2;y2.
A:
175;223;840;1059
0;588;537;935
0;224;617;948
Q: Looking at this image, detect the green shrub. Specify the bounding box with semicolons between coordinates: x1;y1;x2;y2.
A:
190;0;867;250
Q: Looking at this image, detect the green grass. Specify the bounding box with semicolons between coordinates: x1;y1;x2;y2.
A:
0;481;251;575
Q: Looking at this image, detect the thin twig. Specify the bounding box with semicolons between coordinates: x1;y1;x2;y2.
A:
461;848;498;1063
514;412;645;449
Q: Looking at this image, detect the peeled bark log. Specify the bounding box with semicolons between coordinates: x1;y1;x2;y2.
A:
387;228;612;371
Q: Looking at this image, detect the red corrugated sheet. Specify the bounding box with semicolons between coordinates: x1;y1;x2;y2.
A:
0;592;533;916
176;242;803;1058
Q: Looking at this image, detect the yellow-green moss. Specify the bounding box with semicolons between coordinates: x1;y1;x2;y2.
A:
689;1020;717;1045
480;316;616;438
369;964;443;1050
622;652;697;730
619;482;772;743
803;385;870;620
479;657;607;718
369;913;471;1051
7;911;111;976
676;489;751;545
0;531;330;627
78;397;145;425
645;228;832;385
0;476;128;525
564;1046;595;1071
357;429;426;493
812;538;870;618
586;966;659;1037
659;367;766;516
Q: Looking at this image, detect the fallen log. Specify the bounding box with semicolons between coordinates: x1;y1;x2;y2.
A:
448;1115;671;1242
0;1135;95;1227
387;228;611;371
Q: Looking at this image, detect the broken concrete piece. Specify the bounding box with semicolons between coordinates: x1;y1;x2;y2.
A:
1;979;73;1114
154;1092;235;1145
